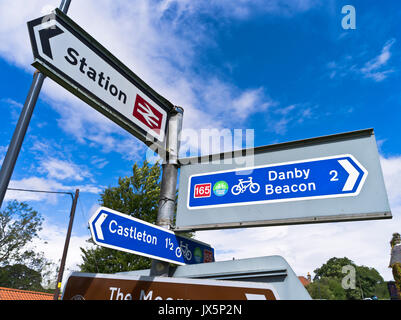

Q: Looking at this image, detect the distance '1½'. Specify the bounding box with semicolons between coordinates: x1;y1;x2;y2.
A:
165;237;182;258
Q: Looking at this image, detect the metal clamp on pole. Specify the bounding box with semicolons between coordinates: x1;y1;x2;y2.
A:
150;106;183;276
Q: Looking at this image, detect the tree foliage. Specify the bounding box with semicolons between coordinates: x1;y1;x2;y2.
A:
79;161;163;273
0;200;56;291
390;232;401;248
0;264;43;291
0;200;43;264
307;277;346;300
307;257;389;300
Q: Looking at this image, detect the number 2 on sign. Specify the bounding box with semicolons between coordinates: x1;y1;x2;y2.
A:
330;170;339;181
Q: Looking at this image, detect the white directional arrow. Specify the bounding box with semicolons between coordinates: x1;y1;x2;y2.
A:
94;213;108;240
338;159;360;192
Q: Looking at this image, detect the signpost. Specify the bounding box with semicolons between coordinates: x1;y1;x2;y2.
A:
187;154;367;210
27;7;184;282
27;9;174;151
176;129;392;231
89;207;214;266
62;272;278;300
12;5;391;302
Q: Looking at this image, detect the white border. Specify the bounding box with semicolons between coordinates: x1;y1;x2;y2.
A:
88;207;212;266
186;154;368;210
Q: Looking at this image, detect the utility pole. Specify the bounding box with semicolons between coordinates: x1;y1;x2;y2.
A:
53;188;79;300
0;0;72;209
149;106;183;277
6;186;78;299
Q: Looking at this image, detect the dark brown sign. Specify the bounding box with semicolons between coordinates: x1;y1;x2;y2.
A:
62;273;277;300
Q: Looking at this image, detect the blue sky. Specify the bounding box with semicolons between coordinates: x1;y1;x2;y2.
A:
1;0;401;284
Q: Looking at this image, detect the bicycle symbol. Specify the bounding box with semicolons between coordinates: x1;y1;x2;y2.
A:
178;241;192;261
231;177;260;195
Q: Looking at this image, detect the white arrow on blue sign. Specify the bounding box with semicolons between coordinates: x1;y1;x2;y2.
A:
187;154;368;209
89;207;214;265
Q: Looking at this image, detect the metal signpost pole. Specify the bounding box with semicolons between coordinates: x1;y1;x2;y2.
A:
0;0;71;209
53;188;79;300
0;72;44;208
59;0;72;13
150;106;183;276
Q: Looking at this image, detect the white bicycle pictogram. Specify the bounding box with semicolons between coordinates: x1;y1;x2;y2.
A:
179;241;192;261
231;177;260;195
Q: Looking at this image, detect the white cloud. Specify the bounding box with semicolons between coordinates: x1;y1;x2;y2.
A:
380;155;401;207
1;98;24;124
6;176;103;203
90;156;109;169
0;0;291;158
267;103;315;135
232;88;275;121
360;39;395;75
39;158;91;181
30;219;93;285
329;39;396;82
158;0;320;21
0;145;7;165
1;98;23;109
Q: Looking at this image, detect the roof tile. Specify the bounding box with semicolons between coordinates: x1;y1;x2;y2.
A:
0;287;53;300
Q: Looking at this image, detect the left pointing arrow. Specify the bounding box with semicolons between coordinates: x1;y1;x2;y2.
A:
39;25;64;59
94;213;108;240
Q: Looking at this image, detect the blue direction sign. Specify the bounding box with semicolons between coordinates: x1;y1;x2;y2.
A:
187;154;368;209
89;207;214;265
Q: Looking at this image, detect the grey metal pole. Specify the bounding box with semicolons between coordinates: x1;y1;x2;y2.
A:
59;0;72;13
53;188;79;300
150;106;183;277
0;0;71;209
0;71;45;208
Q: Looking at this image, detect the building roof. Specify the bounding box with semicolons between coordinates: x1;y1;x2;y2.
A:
0;287;53;300
298;276;311;287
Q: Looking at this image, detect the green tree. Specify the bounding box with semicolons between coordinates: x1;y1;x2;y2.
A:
0;264;43;291
356;265;387;299
314;257;354;279
80;161;164;273
0;200;43;264
0;200;56;291
307;257;389;300
307;277;346;300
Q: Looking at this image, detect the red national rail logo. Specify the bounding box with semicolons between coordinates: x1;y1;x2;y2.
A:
133;94;163;134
